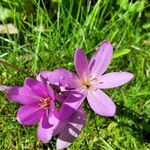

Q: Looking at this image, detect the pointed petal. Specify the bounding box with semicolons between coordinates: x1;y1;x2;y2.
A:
87;90;116;116
39;75;55;99
97;72;134;89
89;40;113;77
0;78;54;105
56;107;86;150
17;104;44;125
74;48;89;78
37;113;54;143
2;86;41;105
25;77;50;98
37;69;77;88
59;92;86;121
56;140;70;150
0;86;11;91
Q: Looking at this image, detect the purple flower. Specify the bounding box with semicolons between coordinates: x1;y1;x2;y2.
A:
39;40;134;117
55;107;86;150
0;76;86;149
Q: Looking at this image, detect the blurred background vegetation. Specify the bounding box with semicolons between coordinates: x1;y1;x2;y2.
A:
0;0;150;149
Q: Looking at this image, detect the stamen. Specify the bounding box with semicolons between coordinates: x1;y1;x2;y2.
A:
76;77;94;91
39;97;51;109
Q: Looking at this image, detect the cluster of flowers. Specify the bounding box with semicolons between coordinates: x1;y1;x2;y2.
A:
0;41;133;149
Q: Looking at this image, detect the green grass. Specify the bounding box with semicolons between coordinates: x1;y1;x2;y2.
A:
0;0;150;149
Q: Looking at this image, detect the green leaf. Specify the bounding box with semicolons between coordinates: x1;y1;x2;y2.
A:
113;49;131;59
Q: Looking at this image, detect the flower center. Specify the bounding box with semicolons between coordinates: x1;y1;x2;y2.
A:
39;97;51;109
84;80;93;90
76;76;98;91
78;78;94;91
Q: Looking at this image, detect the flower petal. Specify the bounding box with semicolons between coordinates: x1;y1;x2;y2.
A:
36;71;53;82
39;75;55;99
59;91;86;121
5;77;54;105
37;69;77;88
87;90;116;116
37;112;54;143
17;104;44;125
56;107;86;150
0;86;11;91
74;48;89;78
48;100;60;126
1;86;41;105
97;72;134;89
25;77;50;98
37;106;61;143
89;40;113;77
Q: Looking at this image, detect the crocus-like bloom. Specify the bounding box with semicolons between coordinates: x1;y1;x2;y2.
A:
0;76;86;149
38;40;134;118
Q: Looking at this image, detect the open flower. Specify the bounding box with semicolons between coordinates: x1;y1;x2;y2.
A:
39;40;133;117
0;77;59;143
0;76;86;149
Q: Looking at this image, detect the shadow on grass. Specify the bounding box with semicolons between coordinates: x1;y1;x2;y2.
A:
116;103;150;142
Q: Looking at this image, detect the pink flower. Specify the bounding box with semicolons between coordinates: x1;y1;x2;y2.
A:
0;76;86;149
39;40;134;118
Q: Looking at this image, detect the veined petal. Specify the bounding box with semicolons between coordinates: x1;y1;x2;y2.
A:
37;112;54;143
0;78;54;105
59;91;86;121
97;72;134;89
37;107;61;143
17;104;44;125
56;107;86;150
74;48;89;78
89;40;113;77
37;69;77;88
25;77;50;98
2;86;41;105
39;75;55;99
87;90;116;116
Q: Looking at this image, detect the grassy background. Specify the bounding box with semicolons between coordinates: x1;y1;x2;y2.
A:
0;0;150;149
